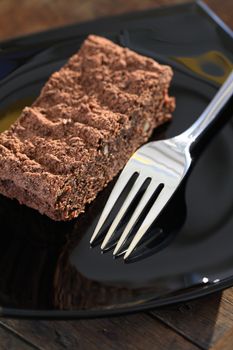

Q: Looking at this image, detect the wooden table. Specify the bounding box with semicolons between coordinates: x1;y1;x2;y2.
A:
0;0;232;349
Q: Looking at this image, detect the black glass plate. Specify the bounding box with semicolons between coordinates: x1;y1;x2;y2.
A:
0;1;233;319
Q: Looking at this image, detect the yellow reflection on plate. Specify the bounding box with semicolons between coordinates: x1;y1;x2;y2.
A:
174;50;233;85
0;98;34;133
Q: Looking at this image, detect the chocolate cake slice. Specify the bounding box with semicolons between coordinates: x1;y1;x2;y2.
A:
0;35;175;221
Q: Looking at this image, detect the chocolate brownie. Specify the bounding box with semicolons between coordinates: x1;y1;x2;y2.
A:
0;35;175;221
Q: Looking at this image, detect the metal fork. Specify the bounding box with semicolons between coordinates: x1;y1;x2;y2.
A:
90;71;233;260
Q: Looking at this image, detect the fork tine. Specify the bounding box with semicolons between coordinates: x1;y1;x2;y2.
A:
101;175;147;250
123;187;175;260
113;180;160;256
90;167;136;245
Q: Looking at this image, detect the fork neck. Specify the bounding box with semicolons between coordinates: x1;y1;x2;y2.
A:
177;71;233;152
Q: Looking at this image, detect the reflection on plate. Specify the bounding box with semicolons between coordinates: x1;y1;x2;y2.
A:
0;1;233;318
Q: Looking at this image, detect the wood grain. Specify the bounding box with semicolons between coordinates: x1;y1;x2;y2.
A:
1;314;200;350
211;327;233;350
151;289;233;349
0;323;37;350
0;0;232;41
0;0;232;350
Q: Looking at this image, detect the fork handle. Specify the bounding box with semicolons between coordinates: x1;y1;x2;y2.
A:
181;71;233;148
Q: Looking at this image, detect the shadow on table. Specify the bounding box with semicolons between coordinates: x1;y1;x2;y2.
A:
153;291;223;349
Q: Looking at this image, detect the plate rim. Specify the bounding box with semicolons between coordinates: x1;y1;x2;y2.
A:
1;276;233;319
0;0;233;319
